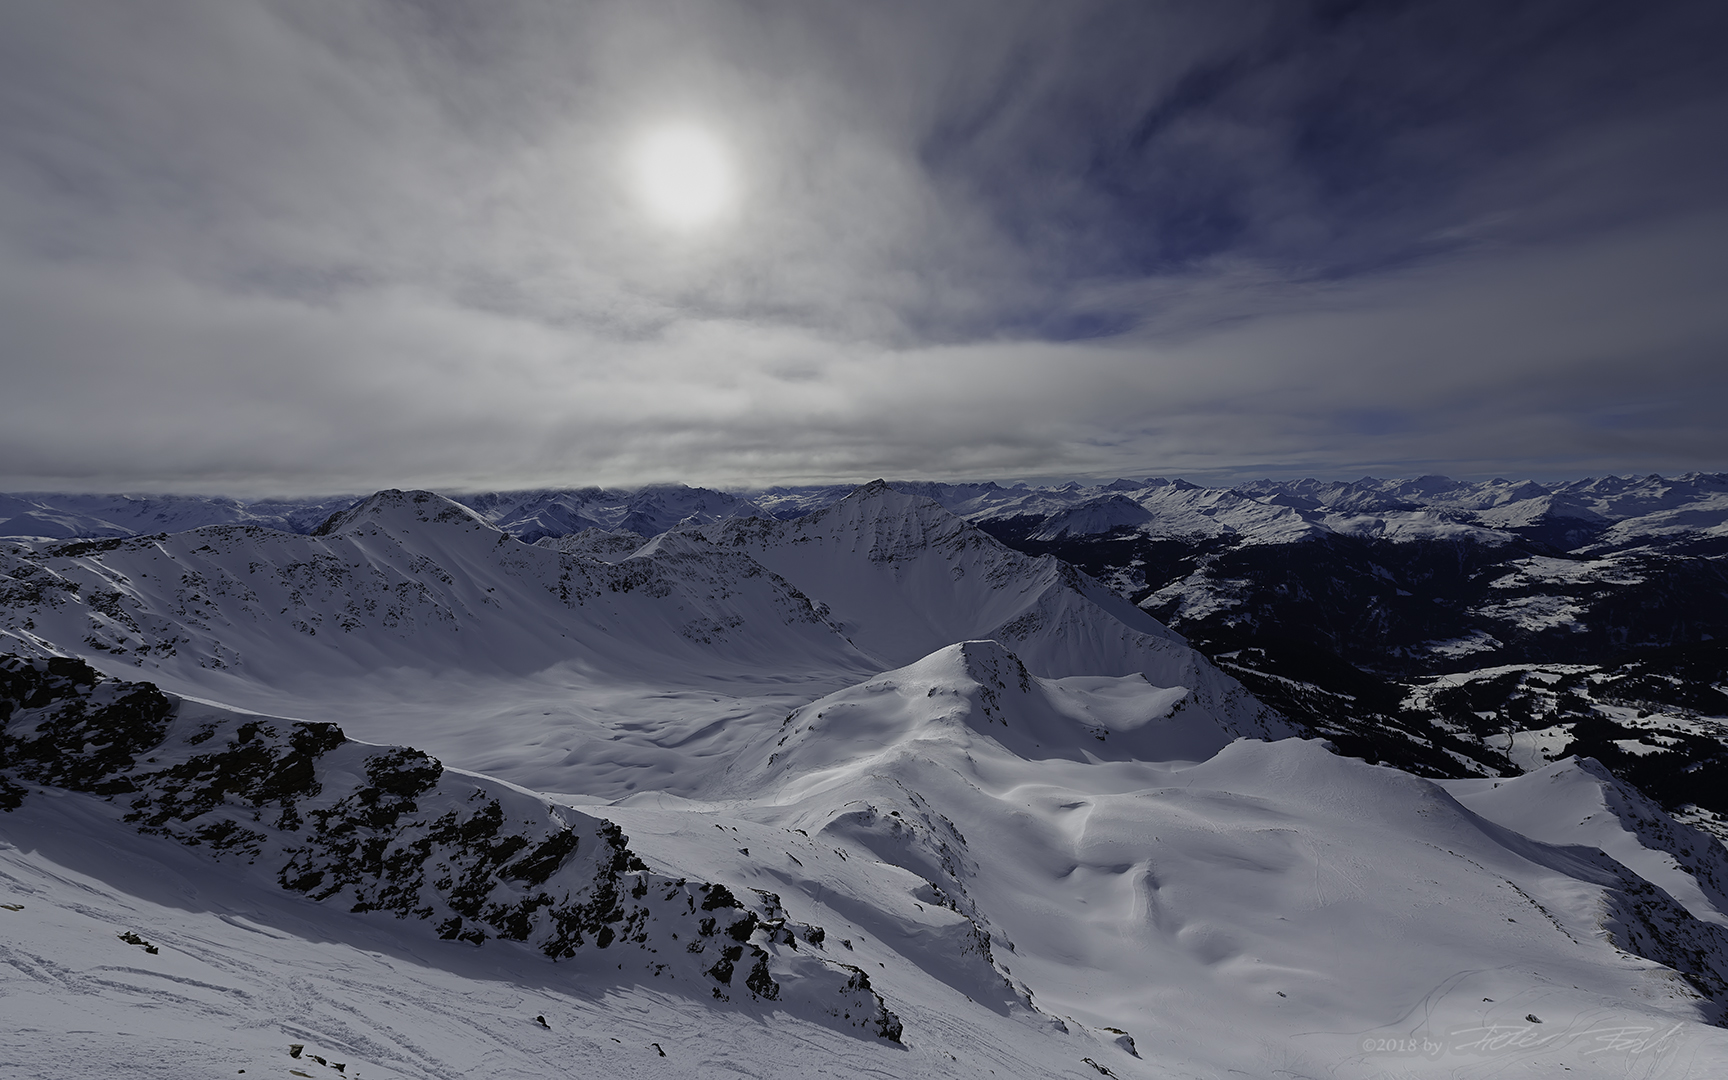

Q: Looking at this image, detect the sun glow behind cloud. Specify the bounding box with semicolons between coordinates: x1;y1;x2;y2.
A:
1;1;1726;493
628;124;736;229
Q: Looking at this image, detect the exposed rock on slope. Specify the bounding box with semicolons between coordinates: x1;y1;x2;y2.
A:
0;655;902;1042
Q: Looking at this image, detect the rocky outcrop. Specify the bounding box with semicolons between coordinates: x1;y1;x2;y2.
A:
0;655;901;1042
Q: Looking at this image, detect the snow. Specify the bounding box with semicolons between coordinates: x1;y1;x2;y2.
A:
1027;496;1152;541
7;482;1728;1078
9;472;1728;556
1486;724;1577;771
1490;554;1646;588
0;493;359;542
606;719;1728;1077
1477;594;1591;634
1321;509;1516;544
0;798;1023;1080
1444;757;1728;928
1422;629;1503;658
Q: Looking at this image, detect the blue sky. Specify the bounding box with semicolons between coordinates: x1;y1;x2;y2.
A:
2;0;1725;494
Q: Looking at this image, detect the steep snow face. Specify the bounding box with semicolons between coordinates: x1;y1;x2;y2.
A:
1130;483;1327;544
703;483;1288;744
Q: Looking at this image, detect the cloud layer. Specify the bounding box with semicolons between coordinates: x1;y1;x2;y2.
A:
3;0;1725;493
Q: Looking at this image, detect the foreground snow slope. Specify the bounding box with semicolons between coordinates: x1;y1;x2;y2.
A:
0;656;902;1041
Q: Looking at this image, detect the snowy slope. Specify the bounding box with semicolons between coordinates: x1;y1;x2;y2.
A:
0;489;866;687
755;640;1226;773
602;639;1728;1077
0;486;767;546
5;658;1016;1080
1444;757;1728;928
700;482;1287;747
13;644;1728;1079
458;485;765;543
0;490;879;799
9;482;1728;1079
0;486;1275;798
0;654;895;1030
1028;496;1154;542
930;472;1728;549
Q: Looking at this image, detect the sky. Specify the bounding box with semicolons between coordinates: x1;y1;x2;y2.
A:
2;0;1726;496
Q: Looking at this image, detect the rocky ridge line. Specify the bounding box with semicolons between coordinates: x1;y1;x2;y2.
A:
0;655;902;1043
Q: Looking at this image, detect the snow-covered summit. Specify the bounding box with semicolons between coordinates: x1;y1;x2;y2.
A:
761;639;1212;781
310;488;497;538
700;481;1287;742
1027;494;1154;541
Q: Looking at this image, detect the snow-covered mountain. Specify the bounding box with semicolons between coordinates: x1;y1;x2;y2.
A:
11;645;1728;1076
8;472;1724;551
0;492;358;541
0;483;770;546
7;478;1728;1078
0;485;1280;798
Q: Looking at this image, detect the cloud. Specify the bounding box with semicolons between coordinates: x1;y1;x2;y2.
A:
1;0;1725;492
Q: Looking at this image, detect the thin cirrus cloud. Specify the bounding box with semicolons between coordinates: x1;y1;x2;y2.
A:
0;0;1724;495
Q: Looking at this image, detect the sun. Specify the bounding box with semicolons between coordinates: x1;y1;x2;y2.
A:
629;124;735;229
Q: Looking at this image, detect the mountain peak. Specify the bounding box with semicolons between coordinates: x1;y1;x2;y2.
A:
312;489;496;537
916;639;1034;691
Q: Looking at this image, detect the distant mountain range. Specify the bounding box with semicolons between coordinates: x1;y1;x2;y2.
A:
7;471;1724;812
6;470;1727;545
